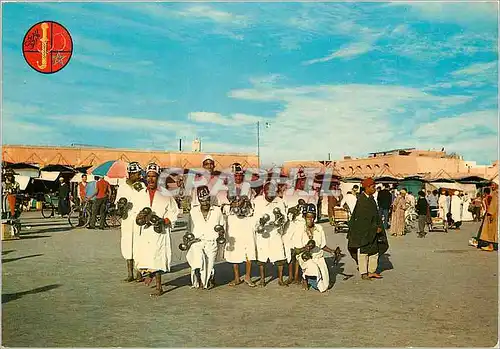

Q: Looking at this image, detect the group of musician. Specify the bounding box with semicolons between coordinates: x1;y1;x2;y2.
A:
116;156;339;297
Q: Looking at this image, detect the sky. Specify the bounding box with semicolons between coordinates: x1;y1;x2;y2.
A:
2;1;499;167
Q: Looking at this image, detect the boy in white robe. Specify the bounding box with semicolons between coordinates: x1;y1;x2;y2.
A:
187;186;226;289
115;161;145;282
134;163;180;297
295;204;336;292
222;163;257;287
282;170;317;284
253;179;288;286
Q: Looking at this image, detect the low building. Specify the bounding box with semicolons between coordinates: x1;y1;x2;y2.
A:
2;145;258;170
284;148;498;180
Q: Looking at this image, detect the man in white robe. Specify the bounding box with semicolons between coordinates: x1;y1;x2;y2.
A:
134;163;180;297
449;190;463;228
295;204;336;292
461;193;474;222
438;190;449;219
341;191;357;215
115;161;145;282
187;186;226;289
282;170;317;284
253;179;288;287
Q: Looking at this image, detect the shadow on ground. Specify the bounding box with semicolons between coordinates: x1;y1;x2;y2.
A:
2;284;62;304
2;254;43;264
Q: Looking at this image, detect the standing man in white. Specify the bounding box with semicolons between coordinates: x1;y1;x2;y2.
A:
116;161;145;282
134;163;180;297
222;163;257;287
187;186;226;289
253;179;288;287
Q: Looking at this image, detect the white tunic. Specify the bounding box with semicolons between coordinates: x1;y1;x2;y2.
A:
187;206;225;288
253;195;287;263
295;224;330;293
450;194;462;222
461;196;474;222
281;190;311;263
342;193;357;214
438;195;449;218
134;187;180;272
116;179;143;260
223;205;257;263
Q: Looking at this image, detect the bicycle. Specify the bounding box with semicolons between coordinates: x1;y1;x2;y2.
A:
68;200;93;228
69;199;121;229
41;193;58;218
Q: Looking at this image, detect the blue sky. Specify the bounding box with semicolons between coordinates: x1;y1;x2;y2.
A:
2;2;498;166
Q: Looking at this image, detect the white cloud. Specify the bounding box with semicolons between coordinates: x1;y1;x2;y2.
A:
174;5;249;25
228;83;480;164
452;62;497;77
388;2;498;28
427;61;497;90
413;110;498;139
303;41;374;65
188;112;263;126
249;74;282;86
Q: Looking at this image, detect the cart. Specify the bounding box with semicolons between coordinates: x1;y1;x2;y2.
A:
427;208;448;233
332;206;350;234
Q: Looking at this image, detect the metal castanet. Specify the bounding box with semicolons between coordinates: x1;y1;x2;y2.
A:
136;207;153;227
117;197;133;219
214;224;226;244
179;238;201;251
272;207;285;227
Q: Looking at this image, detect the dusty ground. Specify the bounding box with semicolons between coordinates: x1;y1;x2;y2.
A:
2;212;498;347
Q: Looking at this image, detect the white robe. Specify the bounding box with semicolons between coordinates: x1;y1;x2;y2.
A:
461;196;474;222
223;205;257;263
450;194;462;222
342;193;357;214
281;190;311;263
438;195;449;218
134;187;180;272
187;206;225;288
253;196;287;263
116;179;144;261
295;224;330;293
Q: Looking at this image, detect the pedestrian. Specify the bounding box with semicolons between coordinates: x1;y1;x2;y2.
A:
295;203;337;292
390;189;408;236
341;190;357;215
347;177;384;280
116;161;144;282
134;163;180;297
377;184;392;230
476;184;498;252
438;190;449;220
416;191;430;238
88;176;110;230
426;190;439;217
58;177;70;218
221;163;257;287
3;169;20;218
461;193;473;222
472;193;483;222
449;191;462;229
253;179;288;287
187;186;226;289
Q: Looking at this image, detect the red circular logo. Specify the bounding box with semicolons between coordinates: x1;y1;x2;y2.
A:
22;21;73;74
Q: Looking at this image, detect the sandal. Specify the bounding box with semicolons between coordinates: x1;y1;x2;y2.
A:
244;278;256;287
228;280;243;287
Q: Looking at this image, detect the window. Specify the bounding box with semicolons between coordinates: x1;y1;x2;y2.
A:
366;165;372;170
375;164;380;169
384;163;389;168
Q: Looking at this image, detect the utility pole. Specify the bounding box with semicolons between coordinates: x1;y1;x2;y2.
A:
328;153;331;161
257;121;260;168
179;139;182;152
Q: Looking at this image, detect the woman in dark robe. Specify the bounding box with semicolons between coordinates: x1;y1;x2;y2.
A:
58;177;70;217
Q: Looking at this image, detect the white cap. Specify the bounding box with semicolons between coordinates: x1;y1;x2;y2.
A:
202;155;214;164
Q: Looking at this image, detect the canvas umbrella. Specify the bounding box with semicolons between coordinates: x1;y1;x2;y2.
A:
90;160;128;179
